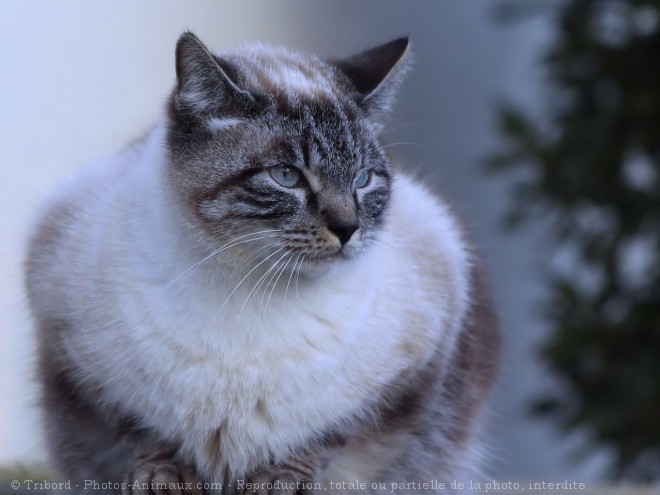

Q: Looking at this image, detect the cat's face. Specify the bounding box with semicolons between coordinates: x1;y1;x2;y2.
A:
166;33;409;271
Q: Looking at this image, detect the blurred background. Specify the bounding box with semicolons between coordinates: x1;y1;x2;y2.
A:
1;0;658;489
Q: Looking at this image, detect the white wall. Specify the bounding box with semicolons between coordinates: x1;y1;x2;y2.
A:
0;0;609;482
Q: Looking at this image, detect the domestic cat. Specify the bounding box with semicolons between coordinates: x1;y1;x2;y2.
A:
25;32;500;494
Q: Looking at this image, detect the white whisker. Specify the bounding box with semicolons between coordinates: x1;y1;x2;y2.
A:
372;237;401;254
381;141;426;150
284;253;302;303
240;240;280;266
176;235;276;280
166;229;281;286
379;121;414;136
214;247;284;323
264;253;293;313
295;255;305;301
235;250;290;326
259;252;289;311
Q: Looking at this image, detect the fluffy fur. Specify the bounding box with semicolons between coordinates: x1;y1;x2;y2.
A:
25;33;499;495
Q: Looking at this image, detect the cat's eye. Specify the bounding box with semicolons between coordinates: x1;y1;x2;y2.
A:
354;169;372;189
269;165;302;188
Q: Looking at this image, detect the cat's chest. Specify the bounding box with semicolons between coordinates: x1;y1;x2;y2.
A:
110;274;425;475
157;305;380;423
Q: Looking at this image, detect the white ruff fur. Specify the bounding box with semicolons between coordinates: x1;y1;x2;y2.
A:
32;123;472;483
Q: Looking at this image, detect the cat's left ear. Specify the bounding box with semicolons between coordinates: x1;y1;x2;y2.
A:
332;37;411;121
172;31;257;128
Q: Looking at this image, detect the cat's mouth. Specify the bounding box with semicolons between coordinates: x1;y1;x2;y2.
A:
305;245;359;263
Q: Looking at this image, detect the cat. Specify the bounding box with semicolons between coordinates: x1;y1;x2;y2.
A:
25;32;500;495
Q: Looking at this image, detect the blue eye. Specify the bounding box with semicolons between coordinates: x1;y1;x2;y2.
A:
269;165;302;188
354;169;372;189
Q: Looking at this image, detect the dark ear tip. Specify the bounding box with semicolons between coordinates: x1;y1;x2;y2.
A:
386;37;411;57
176;31;202;51
392;36;410;49
175;31;210;81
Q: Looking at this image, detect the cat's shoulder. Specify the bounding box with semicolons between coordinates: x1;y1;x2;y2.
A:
388;172;468;256
31;133;156;239
25;139;149;287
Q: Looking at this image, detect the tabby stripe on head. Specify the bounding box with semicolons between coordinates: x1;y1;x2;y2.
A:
301;139;311;169
226;211;282;220
234;193;280;209
234;206;281;218
239;182;277;197
332;100;358;152
198;167;263;202
301;107;332;161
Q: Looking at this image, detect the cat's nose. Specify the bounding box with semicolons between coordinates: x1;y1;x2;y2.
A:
321;201;359;246
327;218;359;245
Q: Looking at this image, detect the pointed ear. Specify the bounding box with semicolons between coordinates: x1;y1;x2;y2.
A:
332;37;411;119
173;32;255;126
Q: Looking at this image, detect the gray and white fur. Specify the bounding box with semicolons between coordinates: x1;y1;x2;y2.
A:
25;33;500;495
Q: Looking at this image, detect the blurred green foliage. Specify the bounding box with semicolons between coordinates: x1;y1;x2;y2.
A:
0;464;52;484
489;0;660;481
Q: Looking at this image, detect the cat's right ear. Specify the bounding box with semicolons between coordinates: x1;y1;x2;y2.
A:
332;37;412;123
173;32;256;128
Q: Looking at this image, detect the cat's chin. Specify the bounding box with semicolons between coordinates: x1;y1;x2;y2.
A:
300;247;362;276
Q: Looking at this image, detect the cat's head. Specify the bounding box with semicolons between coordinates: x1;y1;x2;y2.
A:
165;32;410;272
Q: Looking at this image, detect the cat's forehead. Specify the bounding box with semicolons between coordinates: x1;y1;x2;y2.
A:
226;44;344;102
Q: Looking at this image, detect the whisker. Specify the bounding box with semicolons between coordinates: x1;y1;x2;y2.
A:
239;240;280;266
295;255;305;302
259;252;289;312
379;121;414;136
214;247;284;322
264;253;293;313
371;237;402;254
166;230;281;286
284;254;302;303
173;235;277;283
235;250;290;326
381;141;426;150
